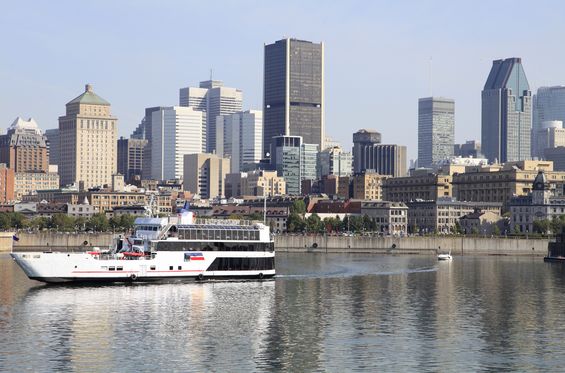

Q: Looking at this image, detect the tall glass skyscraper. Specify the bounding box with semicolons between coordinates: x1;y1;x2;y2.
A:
263;38;324;158
481;58;532;163
532;86;565;158
418;97;455;168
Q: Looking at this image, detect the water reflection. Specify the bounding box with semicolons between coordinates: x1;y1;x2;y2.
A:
2;253;565;372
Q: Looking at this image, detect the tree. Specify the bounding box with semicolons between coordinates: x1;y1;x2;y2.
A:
228;214;244;220
492;225;501;236
28;217;50;231
533;219;551;234
87;213;109;232
290;200;306;215
50;214;76;232
248;212;263;221
306;213;323;233
0;213;11;230
9;213;27;229
287;212;305;233
119;214;136;231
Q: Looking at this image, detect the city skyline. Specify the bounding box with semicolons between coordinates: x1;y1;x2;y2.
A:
2;1;565;161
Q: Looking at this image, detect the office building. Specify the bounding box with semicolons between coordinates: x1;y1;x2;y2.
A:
179;80;242;153
14;171;59;200
183;153;230;199
117;137;148;182
263;38;324;156
383;173;452;202
0;117;49;172
58;84;118;189
134;106;167;180
224;170;286;198
272;136;302;195
452;160;565;204
150;106;203;180
535;121;565;158
544;147;565;171
481;58;532;163
352;129;407;177
418;97;455;167
45;128;60;167
454;140;482;158
361;201;408;234
318;146;353;178
353;172;388;200
216;110;263;173
301;143;319;182
532;86;565;157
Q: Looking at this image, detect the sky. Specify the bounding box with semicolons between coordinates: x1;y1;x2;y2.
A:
1;0;564;161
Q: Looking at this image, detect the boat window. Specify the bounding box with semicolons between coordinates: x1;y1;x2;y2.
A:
207;257;275;271
178;266;182;270
169;266;173;270
109;266;116;271
150;265;156;270
117;266;123;271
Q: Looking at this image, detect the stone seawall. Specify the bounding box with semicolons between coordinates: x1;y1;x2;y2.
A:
2;232;551;257
275;235;550;256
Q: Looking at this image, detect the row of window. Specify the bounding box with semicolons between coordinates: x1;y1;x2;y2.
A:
207;257;275;271
155;241;274;252
177;228;261;241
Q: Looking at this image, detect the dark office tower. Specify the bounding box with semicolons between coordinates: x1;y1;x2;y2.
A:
117;137;148;183
481;58;532;163
263;38;324;158
352;129;382;174
137;106;167;180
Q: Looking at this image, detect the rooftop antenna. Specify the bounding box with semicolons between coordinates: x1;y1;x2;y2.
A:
210;68;213;81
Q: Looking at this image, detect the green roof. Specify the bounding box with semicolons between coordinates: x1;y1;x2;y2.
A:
67;84;110;106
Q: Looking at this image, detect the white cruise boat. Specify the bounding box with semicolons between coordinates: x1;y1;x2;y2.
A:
10;212;275;284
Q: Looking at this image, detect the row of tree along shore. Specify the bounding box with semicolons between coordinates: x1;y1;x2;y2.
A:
0;212;135;232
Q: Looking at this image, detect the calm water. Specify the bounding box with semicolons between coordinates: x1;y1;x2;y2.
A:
2;253;565;372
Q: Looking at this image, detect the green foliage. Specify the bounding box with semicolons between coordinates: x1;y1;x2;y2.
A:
305;213;323;233
247;212;264;221
289;200;306;215
228;214;244;220
86;213;109;232
492;225;501;236
533;219;551;234
287;212;305;233
49;214;76;231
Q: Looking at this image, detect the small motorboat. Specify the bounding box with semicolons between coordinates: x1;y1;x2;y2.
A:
437;251;452;261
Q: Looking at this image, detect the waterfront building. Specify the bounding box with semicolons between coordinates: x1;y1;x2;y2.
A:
151;106;203;180
459;209;503;235
0;164;15;203
45;128;60;168
301;143;319;182
532;86;565;157
263;38;324;157
361;201;408;234
14;171;60;200
271;135;317;195
383;172;452;202
0;117;49;172
216;110;263;173
179;80;243;153
58;84;118;189
318;146;353;178
418;97;455;167
481;58;532;163
78;190;147;213
534;121;565;159
406;197;502;234
508;170;565;233
453;140;482;158
66;199;98;218
352;129;406;176
452;160;565;205
117;137;148;182
353;172;388;200
183;153;230;199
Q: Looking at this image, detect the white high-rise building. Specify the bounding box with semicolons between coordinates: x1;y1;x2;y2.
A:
179;80;243;153
150;106;203;180
533;86;565;158
318;146;353;178
216;110;263;173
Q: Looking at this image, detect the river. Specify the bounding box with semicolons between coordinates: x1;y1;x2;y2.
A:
1;253;565;372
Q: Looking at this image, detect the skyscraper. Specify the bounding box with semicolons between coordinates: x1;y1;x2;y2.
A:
45;128;60;167
352;129;406;177
418;97;455;167
137;106;167;180
179;80;242;153
58;84;117;189
263;38;324;157
150;106;203;180
532;86;565;158
481;58;532;163
318;146;353;178
183;153;230;199
216;110;263;173
117;137;148;182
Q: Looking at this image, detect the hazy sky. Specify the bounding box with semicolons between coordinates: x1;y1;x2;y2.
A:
1;0;564;160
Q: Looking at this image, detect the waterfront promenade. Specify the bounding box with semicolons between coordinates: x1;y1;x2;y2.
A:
3;231;550;256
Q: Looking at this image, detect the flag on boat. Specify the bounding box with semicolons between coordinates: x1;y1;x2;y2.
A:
12;235;19;241
184;252;205;261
